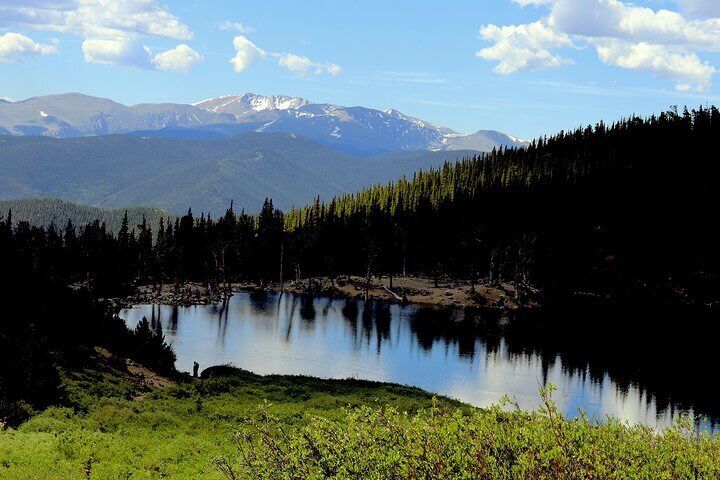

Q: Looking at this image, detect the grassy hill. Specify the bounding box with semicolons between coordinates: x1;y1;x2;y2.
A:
0;356;717;479
0;133;477;214
0;198;173;233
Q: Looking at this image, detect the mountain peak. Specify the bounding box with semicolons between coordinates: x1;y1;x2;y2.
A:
192;93;312;116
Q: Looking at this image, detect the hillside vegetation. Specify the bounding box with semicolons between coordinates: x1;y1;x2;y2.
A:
285;106;720;306
1;362;718;479
0;198;172;233
6;107;718;306
0;133;477;213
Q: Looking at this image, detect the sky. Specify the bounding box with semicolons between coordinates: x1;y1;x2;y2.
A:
2;0;720;139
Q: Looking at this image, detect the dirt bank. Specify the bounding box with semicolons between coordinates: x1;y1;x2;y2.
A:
110;275;540;310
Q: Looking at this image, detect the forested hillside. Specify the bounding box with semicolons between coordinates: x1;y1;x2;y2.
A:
0;198;172;233
0;132;477;213
286;106;720;305
2;107;718;306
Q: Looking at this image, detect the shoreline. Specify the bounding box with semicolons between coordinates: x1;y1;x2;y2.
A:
108;275;541;311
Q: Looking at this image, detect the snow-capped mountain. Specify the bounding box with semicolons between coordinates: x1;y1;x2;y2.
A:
0;92;528;155
192;93;311;116
189;93;528;155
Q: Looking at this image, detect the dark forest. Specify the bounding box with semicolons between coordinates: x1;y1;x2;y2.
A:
3;106;719;307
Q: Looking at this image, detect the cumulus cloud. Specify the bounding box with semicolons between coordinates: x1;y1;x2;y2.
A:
82;37;152;68
276;53;343;76
218;21;254;34
326;63;343;76
152;44;201;72
0;0;199;70
477;0;720;90
476;21;573;74
0;32;57;62
230;35;266;72
594;40;715;91
549;0;720;49
277;53;313;74
228;36;342;76
83;38;202;71
0;0;191;40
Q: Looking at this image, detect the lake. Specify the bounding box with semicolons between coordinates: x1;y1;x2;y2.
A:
119;291;719;431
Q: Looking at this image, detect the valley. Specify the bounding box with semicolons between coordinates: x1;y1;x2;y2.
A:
4;0;720;477
0;132;480;213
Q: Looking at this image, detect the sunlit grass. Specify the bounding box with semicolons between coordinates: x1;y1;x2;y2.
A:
1;365;719;479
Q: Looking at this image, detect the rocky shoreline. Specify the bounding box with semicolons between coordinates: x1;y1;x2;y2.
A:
108;275;540;311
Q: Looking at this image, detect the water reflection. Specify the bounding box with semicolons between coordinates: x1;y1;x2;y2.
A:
119;291;719;432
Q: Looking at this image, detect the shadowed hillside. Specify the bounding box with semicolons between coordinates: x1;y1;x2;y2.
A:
0;198;173;233
0;132;477;214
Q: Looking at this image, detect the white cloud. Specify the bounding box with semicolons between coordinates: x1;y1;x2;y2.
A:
0;0;192;40
152;44;201;72
326;63;343;76
549;0;720;50
276;53;343;76
82;37;152;68
0;32;57;62
218;21;254;34
476;21;574;74
277;53;313;75
83;38;202;72
0;0;198;69
230;35;266;72
595;40;715;91
477;0;720;90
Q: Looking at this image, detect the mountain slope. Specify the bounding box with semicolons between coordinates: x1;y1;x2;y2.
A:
0;93;233;137
190;93;528;156
0;198;172;232
0;93;527;156
0;133;479;213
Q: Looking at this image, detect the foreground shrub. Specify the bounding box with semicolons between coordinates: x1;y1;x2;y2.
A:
218;387;720;480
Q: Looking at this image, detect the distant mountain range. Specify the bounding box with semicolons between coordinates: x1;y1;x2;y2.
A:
0;132;480;214
0;93;527;156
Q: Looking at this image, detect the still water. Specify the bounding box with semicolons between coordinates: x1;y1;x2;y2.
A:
120;291;718;431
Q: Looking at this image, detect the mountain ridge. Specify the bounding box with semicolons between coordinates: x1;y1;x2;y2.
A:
0;92;527;156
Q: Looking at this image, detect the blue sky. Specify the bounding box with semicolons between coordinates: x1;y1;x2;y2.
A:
2;0;720;139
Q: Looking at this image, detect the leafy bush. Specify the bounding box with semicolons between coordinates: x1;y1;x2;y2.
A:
219;387;720;480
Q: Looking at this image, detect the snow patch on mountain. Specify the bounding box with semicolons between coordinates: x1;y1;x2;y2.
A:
193;93;311;117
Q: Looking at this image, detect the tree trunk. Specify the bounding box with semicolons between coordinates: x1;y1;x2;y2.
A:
402;247;407;277
279;242;284;293
365;265;371;301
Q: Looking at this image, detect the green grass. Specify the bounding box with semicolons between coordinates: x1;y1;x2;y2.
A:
0;359;461;479
1;358;719;479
